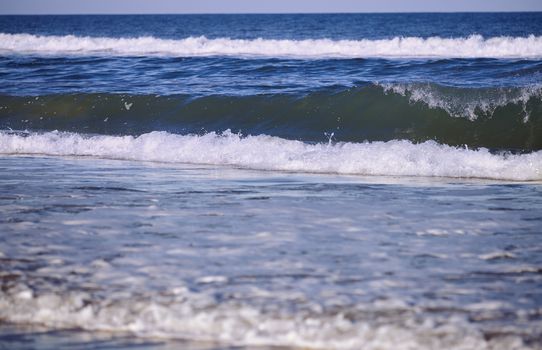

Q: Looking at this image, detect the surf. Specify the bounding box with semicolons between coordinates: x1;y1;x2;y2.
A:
1;84;541;150
1;130;540;181
2;33;542;58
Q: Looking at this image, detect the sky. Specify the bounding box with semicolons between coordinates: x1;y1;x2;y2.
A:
1;0;541;15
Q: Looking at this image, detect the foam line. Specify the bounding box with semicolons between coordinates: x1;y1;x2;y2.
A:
1;33;542;58
0;287;531;350
1;131;540;181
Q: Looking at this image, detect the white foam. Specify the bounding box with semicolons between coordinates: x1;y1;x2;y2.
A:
0;131;540;181
381;83;542;121
0;286;531;350
1;33;542;58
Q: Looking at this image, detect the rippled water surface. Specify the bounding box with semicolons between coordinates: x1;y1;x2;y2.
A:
1;156;541;349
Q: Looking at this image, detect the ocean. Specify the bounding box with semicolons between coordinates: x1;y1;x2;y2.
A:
0;13;541;350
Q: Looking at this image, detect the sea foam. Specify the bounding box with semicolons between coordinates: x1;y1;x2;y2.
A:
0;286;530;350
1;33;542;58
1;131;540;181
381;83;542;121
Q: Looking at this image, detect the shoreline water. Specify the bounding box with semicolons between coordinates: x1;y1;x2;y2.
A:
1;155;541;349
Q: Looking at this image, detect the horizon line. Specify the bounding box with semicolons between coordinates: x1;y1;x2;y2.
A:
1;10;542;15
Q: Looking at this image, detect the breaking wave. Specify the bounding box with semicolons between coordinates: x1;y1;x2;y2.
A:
0;130;540;181
1;33;542;58
1;85;541;150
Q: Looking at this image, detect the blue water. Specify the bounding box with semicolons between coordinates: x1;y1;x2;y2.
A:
1;13;542;97
0;13;541;350
2;13;542;39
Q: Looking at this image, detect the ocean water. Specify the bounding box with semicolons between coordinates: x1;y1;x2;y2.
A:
0;13;541;350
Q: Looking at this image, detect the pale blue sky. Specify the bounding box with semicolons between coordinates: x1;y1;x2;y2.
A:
1;0;541;14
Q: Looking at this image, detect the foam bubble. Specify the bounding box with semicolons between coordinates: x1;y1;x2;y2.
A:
0;286;532;350
0;131;540;181
1;33;542;58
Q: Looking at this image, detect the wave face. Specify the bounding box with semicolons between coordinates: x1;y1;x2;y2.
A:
1;85;541;151
1;130;540;181
2;33;542;58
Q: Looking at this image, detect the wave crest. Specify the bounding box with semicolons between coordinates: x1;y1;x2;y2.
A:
2;88;541;150
1;33;542;58
1;131;540;181
380;83;542;122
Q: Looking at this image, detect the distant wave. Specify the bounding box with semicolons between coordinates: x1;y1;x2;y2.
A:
1;33;542;58
1;131;540;181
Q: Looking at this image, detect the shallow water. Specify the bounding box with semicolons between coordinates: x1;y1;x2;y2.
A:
1;155;541;349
